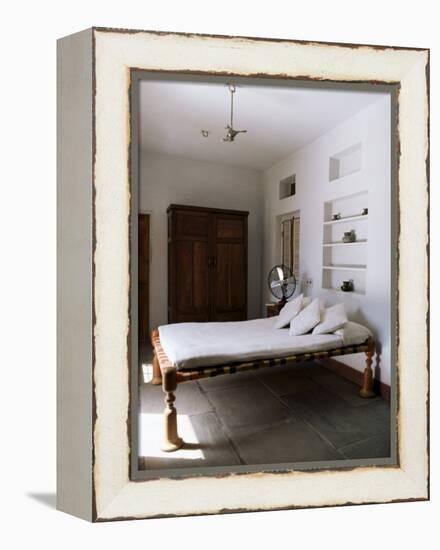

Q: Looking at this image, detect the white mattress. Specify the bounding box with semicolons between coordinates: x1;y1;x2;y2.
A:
158;317;371;370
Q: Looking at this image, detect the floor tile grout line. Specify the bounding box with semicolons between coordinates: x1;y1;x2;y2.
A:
279;398;344;455
199;376;296;433
196;370;260;394
308;374;382;408
256;363;390;452
196;381;247;466
276;391;390;453
254;369;344;456
199;366;349;456
338;433;391;454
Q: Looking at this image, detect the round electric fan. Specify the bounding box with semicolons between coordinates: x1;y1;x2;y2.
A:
268;264;296;304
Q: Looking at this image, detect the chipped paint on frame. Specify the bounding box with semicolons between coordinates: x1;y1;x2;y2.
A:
91;27;429;521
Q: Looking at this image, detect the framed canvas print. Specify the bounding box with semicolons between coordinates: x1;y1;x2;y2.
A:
57;27;429;521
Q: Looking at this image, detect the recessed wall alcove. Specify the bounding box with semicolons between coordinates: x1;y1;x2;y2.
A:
329;142;362;181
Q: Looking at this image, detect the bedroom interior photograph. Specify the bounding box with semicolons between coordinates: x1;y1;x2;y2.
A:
136;75;394;473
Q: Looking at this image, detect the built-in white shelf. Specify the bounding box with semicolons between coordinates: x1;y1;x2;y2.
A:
323;240;367;247
323;214;368;226
322;189;368;295
323;264;367;271
325;287;366;297
329;143;362;182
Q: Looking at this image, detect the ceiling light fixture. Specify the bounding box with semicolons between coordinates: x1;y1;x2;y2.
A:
222;84;247;142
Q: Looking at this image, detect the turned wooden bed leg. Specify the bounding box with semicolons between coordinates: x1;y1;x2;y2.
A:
150;352;162;385
360;347;376;398
161;368;183;452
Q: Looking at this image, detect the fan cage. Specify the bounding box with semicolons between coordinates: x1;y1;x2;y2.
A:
267;264;296;303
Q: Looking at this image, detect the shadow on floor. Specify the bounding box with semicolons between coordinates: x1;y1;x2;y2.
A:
27;492;57;509
138;359;392;471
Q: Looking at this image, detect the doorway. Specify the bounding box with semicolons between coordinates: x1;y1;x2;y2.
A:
138;213;150;342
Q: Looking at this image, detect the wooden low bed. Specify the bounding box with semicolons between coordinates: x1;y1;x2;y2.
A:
150;328;376;452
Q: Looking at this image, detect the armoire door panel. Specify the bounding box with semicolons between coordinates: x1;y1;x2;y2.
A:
174;312;210;323
214;311;245;322
214;243;230;311
192;241;209;309
175;211;209;240
215;216;244;241
213;242;246;318
175;240;209;315
229;243;246;310
168;205;248;324
175;241;194;310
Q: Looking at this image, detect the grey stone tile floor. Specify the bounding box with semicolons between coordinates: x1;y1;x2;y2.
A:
138;344;391;471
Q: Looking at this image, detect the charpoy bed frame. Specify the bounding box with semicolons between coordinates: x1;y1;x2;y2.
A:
150;329;376;452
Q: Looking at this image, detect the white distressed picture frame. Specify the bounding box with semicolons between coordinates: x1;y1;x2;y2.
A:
57;27;429;522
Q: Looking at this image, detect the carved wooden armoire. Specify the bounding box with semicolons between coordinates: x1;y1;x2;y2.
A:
167;204;248;323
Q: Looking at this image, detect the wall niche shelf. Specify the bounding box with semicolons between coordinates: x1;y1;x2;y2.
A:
323;214;368;225
329;142;362;182
325;287;366;297
279;174;296;199
323;264;367;271
323;240;367;247
322;190;368;295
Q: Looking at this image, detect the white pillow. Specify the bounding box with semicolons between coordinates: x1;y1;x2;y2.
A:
334;321;373;345
302;296;312;308
312;303;347;335
289;297;321;336
273;294;304;329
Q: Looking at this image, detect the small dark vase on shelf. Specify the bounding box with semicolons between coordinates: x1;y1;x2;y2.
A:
342;230;356;243
341;280;354;292
332;212;341;220
362;207;368;215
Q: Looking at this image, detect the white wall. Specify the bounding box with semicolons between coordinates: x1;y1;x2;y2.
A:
262;96;392;384
140;151;263;329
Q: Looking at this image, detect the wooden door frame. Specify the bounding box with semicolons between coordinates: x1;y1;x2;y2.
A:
138;211;151;342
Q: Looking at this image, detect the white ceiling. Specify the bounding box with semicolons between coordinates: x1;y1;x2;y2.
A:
139;80;387;172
